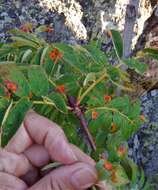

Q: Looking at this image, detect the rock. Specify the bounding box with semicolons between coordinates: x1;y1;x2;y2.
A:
39;0;87;40
151;89;158;96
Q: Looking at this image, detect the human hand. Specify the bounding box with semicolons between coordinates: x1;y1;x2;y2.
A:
0;111;104;190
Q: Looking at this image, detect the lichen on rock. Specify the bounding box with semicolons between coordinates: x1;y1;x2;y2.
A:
38;0;87;40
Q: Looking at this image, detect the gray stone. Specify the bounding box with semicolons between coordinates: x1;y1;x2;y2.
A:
141;94;148;101
1;12;8;17
151;89;158;97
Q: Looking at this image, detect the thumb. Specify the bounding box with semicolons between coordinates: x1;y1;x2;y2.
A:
0;172;27;190
28;162;98;190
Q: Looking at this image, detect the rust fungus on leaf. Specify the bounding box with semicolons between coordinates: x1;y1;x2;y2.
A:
104;95;112;103
45;26;54;33
111;122;117;133
104;160;113;171
117;145;126;157
140;114;146;122
49;48;63;61
19;23;32;33
92;110;99;120
4;80;17;93
4;88;12;99
29;92;33;99
111;170;118;183
56;85;65;94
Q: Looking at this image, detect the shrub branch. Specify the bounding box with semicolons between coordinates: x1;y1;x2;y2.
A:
67;95;96;151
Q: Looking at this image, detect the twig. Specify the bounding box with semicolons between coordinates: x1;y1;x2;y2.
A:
67;96;96;151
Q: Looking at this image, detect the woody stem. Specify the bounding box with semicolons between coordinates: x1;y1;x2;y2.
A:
67;96;96;151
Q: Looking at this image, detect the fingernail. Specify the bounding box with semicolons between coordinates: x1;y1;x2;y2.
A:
71;166;97;189
24;110;35;119
26;109;35;115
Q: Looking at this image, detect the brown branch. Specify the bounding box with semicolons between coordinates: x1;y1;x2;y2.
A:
67;96;96;151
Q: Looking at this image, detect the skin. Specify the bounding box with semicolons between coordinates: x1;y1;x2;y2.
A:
0;111;107;190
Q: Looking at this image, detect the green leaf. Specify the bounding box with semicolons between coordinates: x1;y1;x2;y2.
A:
108;96;130;114
0;64;30;97
11;36;39;49
139;168;146;188
128;159;139;184
88;112;109;136
96;159;104;170
121;118;133;140
56;74;81;97
123;58;148;74
35;25;48;33
28;65;49;96
41;162;62;171
34;47;45;65
107;65;120;82
83;73;96;86
143;48;158;60
129;100;141;120
21;49;33;64
96;130;107;147
84;41;107;66
0;43;3;48
40;46;50;65
54;43;85;74
1;97;32;147
96;160;110;181
107;132;124;151
48;92;67;113
98;168;110;181
113;165;129;186
9;29;46;47
110;30;123;58
0;45;16;59
54;43;105;74
0;98;10;126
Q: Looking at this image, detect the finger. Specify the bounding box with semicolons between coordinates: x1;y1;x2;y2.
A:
71;144;95;166
0;148;32;177
65;147;107;190
23;144;94;169
6;111;77;164
20;167;40;186
21;144;95;182
24;145;50;167
0;172;27;190
96;181;109;190
28;162;98;190
5;123;33;154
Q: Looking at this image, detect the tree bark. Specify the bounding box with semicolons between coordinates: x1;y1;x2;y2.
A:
123;0;140;58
